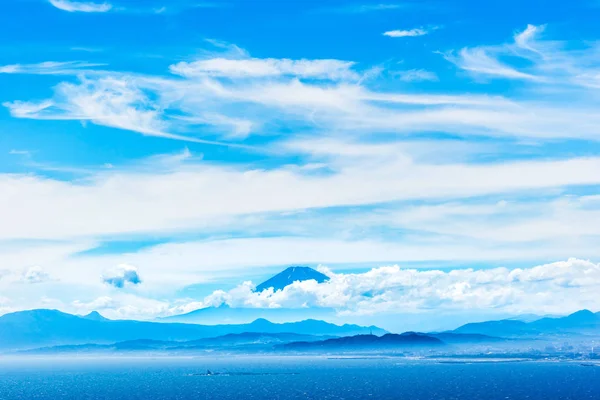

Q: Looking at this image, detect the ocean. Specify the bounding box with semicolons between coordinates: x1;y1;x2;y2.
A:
0;356;597;399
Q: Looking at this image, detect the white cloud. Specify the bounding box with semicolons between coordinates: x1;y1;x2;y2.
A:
383;28;428;37
72;296;116;310
159;258;600;317
0;231;599;320
71;295;171;319
394;69;438;82
3;77;206;143
20;266;51;284
177;113;255;139
514;24;546;54
4;100;55;118
446;47;540;81
193;259;600;314
49;0;112;13
170;58;359;80
2;148;600;242
445;23;600;88
102;264;142;288
329;3;404;13
0;61;103;75
9;149;32;156
0;265;52;285
7;30;600;144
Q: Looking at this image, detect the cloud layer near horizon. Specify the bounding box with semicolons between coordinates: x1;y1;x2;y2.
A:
186;259;600;316
3;258;597;323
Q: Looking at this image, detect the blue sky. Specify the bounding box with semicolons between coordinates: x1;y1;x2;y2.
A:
1;0;600;328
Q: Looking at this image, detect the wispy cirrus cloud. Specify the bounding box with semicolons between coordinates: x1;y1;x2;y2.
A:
444;47;540;81
328;3;405;13
5;25;600;146
3;77;237;146
49;0;112;13
394;69;438;82
48;0;225;14
8;149;32;157
169;57;359;80
445;23;600;87
0;61;105;75
383;27;429;37
7;54;599;143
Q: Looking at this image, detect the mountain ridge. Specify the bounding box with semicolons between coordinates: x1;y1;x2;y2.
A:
0;309;384;350
280;332;445;351
20;331;332;354
23;331;505;355
159;304;336;325
453;309;600;337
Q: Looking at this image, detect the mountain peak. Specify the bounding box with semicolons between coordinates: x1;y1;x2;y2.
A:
565;309;597;321
570;309;594;316
255;266;329;292
82;311;110;321
249;318;274;327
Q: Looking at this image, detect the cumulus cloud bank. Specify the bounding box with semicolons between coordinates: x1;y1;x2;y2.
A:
38;259;600;321
102;264;142;288
192;259;600;316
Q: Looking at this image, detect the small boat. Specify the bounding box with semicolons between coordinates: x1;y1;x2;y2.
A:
187;370;227;377
188;370;298;377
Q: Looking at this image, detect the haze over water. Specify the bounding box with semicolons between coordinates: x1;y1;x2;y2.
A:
1;357;598;400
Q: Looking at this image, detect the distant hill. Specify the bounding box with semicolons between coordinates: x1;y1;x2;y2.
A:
430;332;506;344
529;309;600;331
504;313;557;323
21;332;331;354
255;266;329;292
246;318;386;336
160;304;336;325
184;331;328;347
281;332;444;351
453;319;530;337
22;330;519;355
453;309;600;337
0;309;384;350
22;330;510;355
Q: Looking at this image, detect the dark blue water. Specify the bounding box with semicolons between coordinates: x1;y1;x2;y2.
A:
0;356;598;399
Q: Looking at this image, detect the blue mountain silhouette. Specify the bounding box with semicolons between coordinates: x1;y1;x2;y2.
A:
255;266;329;292
281;332;444;351
0;309;384;350
453;309;600;337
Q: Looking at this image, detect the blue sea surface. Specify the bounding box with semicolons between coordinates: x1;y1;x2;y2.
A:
0;356;598;399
